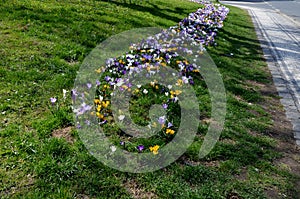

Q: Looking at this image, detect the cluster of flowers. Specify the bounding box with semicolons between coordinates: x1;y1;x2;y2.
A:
70;1;229;155
93;45;198;154
172;1;229;45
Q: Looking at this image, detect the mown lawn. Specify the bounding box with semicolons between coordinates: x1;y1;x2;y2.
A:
0;0;299;198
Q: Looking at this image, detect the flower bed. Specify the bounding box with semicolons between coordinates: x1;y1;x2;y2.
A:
172;1;229;45
71;1;229;155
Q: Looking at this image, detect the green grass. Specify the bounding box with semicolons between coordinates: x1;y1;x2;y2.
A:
1;0;299;198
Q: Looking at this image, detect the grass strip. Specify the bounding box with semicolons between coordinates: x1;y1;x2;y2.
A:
0;0;299;198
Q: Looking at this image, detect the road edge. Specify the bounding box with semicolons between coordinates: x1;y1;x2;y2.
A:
247;9;300;145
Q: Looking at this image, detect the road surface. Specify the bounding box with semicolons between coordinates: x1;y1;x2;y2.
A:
264;0;300;22
221;0;300;145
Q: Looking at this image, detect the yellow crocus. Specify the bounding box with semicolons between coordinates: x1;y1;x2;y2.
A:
176;79;183;86
102;101;110;108
94;99;100;105
96;105;102;112
96;112;104;119
149;145;160;155
160;62;166;67
175;90;182;95
166;129;175;135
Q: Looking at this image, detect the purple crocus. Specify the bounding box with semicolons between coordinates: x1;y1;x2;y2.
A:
162;103;168;109
189;79;194;85
96;80;101;86
158;116;166;125
85;120;90;126
104;76;111;82
87;83;92;89
99;120;107;125
136;145;145;152
75;103;92;116
76;123;82;129
50;97;57;105
143;54;152;61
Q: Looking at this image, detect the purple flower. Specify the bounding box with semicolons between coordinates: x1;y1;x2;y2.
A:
143;54;152;61
76;123;82;129
158;116;166;125
75;103;92;116
106;58;114;65
96;80;101;86
50;97;57;105
189;79;194;85
82;104;92;112
162;104;168;109
99;120;107;125
167;122;173;128
104;76;111;82
85;120;90;126
87;83;92;89
120;141;125;146
136;145;145;152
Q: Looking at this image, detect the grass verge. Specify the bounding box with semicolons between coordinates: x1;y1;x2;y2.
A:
0;0;299;198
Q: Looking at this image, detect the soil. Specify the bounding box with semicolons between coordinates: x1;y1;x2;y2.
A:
52;126;74;144
254;75;300;198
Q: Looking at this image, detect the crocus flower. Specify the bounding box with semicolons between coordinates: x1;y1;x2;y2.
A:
75;103;92;116
143;89;148;94
87;83;92;89
99;120;107;125
96;80;101;86
85;120;90;126
50;97;57;105
110;145;117;152
162;103;168;109
149;145;160;155
158;116;166;125
166;128;175;135
104;76;111;82
76;123;82;129
136;145;145;152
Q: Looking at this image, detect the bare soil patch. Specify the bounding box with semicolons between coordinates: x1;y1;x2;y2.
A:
52;126;74;144
123;179;158;199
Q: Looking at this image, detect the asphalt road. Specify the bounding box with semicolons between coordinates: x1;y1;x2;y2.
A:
220;0;300;23
265;0;300;22
221;0;300;145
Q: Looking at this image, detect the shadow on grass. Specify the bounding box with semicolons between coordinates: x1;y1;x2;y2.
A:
101;0;191;23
